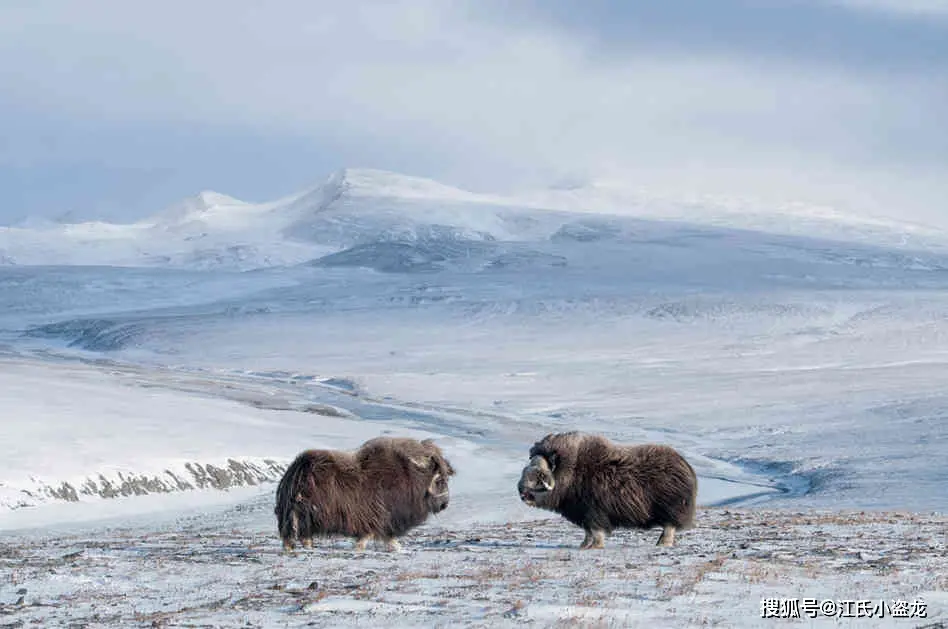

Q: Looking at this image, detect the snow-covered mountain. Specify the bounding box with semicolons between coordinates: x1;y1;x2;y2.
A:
2;168;946;270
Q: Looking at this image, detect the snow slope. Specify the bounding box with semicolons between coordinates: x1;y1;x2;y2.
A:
0;351;780;522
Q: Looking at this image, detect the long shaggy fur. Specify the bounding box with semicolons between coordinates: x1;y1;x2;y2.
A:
518;431;697;548
275;437;454;551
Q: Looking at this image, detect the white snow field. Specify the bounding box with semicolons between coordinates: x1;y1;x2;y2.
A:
0;169;946;627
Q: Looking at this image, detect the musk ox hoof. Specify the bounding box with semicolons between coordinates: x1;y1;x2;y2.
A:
657;525;676;547
353;536;405;552
580;529;606;550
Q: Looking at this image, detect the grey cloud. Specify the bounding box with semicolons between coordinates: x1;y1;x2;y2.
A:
0;0;944;224
470;0;948;75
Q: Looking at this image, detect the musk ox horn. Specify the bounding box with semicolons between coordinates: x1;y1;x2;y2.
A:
412;439;456;476
408;455;431;470
529;442;559;472
529;454;550;470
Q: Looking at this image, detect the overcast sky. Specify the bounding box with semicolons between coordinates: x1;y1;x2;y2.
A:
1;0;945;225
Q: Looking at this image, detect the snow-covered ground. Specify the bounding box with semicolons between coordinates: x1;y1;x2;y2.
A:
1;168;946;626
2;499;944;628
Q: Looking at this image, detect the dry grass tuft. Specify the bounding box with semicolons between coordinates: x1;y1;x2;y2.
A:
657;555;729;597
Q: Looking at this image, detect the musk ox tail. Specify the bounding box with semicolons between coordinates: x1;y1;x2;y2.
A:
274;451;317;544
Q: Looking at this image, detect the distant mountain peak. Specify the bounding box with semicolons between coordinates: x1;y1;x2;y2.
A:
280;168;492;233
194;190;244;206
151;190;247;225
322;168;486;202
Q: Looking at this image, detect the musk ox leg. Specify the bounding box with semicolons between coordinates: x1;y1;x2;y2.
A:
657;524;676;547
384;538;403;553
589;530;606;549
301;537;313;549
579;529;606;550
579;529;593;549
280;510;300;552
354;535;374;551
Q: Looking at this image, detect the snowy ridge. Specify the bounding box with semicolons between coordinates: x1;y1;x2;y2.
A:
151;190;249;226
1;457;286;511
321;168;494;203
519;180;948;248
3;168;948;270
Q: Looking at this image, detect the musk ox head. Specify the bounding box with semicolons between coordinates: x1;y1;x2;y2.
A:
405;438;455;514
517;454;555;507
518;432;572;508
360;436;456;516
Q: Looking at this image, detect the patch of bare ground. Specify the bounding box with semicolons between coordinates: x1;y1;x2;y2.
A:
0;507;944;627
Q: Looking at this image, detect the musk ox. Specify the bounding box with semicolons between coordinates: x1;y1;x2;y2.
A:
274;436;455;552
517;431;697;549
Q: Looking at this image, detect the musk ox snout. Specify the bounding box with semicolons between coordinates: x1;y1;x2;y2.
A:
430;495;449;513
517;455;555;506
425;469;451;514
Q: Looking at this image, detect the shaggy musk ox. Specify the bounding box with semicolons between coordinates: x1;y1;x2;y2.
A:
274;437;455;552
518;432;697;549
